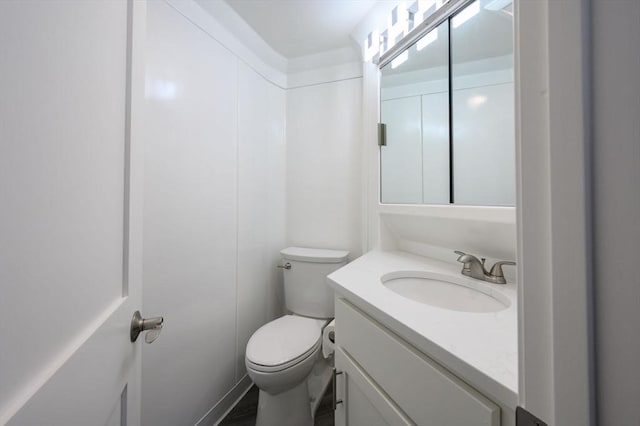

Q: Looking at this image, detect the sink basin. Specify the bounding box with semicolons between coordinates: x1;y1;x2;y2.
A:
381;271;509;313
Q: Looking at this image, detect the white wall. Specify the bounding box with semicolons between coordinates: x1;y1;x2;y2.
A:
143;2;285;425
286;77;364;259
591;0;640;423
143;2;364;424
235;62;287;379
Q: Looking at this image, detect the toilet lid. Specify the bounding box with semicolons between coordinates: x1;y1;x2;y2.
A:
246;315;325;368
280;247;349;263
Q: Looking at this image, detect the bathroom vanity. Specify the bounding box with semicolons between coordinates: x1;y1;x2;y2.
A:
328;250;517;426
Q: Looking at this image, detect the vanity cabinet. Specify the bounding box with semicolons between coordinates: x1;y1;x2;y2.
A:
334;298;501;426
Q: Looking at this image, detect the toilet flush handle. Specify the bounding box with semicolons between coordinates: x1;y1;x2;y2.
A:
276;262;291;270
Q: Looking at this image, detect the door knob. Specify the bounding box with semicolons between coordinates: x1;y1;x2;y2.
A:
130;311;163;343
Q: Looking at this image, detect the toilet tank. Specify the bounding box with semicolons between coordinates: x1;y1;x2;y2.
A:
280;247;349;318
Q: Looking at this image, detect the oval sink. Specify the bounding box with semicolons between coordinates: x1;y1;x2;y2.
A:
381;271;509;313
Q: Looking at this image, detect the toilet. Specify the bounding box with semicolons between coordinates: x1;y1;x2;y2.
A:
245;247;349;426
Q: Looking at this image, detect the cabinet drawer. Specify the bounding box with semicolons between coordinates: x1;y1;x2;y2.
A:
336;298;500;426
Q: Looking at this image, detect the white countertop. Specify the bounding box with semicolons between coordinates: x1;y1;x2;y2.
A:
328;250;518;409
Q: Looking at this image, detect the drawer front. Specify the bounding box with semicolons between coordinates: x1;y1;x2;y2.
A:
336;298;500;426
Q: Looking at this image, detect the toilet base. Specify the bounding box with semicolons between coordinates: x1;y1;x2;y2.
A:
256;380;313;426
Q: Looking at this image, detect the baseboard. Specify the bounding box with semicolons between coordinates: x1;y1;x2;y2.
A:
194;374;253;426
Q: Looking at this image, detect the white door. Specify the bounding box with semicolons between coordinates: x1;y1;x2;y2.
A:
0;1;148;425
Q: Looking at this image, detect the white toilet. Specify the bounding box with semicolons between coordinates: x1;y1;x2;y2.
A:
245;247;348;426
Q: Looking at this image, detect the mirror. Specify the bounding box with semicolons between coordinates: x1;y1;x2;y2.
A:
380;0;515;206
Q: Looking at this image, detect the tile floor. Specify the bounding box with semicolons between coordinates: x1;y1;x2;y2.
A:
219;385;334;426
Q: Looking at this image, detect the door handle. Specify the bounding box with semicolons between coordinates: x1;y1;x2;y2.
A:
332;368;343;410
130;311;163;343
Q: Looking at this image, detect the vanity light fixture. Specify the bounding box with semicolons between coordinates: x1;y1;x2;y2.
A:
416;0;436;24
452;0;479;28
364;29;380;61
388;3;409;48
409;0;439;30
361;0;450;62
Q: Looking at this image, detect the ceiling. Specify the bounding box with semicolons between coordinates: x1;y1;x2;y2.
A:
223;0;378;59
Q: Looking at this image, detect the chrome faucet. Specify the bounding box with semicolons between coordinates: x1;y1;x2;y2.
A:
454;250;515;284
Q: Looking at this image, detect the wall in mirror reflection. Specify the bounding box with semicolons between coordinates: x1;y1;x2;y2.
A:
380;0;515;206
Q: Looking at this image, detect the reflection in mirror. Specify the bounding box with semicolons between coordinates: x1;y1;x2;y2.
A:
379;0;514;206
381;22;449;204
452;0;515;205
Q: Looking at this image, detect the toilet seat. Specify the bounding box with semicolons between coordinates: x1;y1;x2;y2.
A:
246;340;321;373
246;315;327;373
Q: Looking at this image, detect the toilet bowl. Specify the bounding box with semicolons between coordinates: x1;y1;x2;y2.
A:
246;315;328;426
244;247;349;426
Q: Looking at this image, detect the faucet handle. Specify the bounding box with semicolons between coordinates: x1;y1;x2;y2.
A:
489;260;516;280
454;250;466;261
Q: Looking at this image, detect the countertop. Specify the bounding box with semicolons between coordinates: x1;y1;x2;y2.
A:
327;250;518;409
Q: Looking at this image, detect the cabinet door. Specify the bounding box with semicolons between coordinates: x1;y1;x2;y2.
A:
337;299;500;426
335;347;414;426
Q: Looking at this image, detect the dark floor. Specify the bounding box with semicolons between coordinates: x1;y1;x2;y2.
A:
219;384;334;426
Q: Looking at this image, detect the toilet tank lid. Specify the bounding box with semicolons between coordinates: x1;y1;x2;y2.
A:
280;247;349;263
